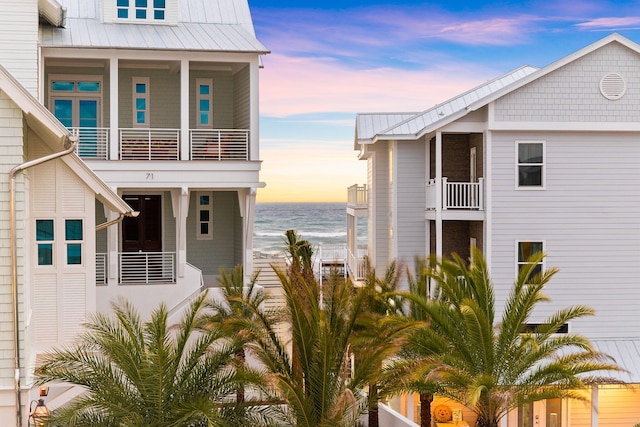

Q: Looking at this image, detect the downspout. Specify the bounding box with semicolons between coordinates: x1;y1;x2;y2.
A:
9;133;77;427
95;211;139;231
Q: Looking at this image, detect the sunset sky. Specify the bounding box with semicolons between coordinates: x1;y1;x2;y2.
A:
249;0;640;202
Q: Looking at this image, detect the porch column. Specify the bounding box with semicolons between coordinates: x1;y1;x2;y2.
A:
249;58;260;161
105;196;119;285
109;57;119;161
435;131;443;259
172;187;189;278
180;59;189;160
591;385;598;427
240;188;256;284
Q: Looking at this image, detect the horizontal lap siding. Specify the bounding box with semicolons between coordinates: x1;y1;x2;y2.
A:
0;0;37;94
490;131;640;338
371;143;390;270
396;140;426;272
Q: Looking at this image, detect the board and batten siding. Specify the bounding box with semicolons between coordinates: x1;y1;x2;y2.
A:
0;92;27;389
29;140;97;354
0;0;38;95
489;130;640;339
190;70;235;129
395;139;427;278
494;42;640;123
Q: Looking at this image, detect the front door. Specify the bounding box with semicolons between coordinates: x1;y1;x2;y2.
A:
122;195;162;252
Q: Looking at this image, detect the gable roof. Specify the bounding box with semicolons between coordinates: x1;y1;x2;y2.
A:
0;65;133;216
355;33;640;146
39;0;269;53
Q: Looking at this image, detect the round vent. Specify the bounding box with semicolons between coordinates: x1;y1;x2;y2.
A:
599;73;626;100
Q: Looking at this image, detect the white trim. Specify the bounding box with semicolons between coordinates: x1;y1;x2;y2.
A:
48;74;104;128
485;129;492;266
195;78;213;129
196;191;213;240
132;76;150;127
515;140;546;190
515;240;545;282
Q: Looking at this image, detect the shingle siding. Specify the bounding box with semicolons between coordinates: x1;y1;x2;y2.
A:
495;42;640;123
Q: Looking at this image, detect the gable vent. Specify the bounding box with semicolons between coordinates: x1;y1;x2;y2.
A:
599;73;626;100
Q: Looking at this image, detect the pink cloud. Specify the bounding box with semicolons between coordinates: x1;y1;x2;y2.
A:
438;17;535;45
576;17;640;30
259;54;495;117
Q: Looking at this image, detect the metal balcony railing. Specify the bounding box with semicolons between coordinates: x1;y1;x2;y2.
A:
190;129;249;160
118;252;176;284
120;128;180;160
70;127;109;160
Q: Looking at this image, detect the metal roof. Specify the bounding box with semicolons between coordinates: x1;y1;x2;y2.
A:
39;0;268;53
591;339;640;384
355;65;538;144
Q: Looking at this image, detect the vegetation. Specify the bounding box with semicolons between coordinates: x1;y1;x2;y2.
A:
397;247;622;427
34;292;259;427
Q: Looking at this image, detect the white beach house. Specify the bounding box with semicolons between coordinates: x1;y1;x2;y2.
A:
348;32;640;427
0;0;268;424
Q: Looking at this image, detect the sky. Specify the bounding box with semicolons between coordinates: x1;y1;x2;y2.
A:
248;0;640;203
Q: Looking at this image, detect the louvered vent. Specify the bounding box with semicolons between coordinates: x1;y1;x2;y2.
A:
599;73;626;100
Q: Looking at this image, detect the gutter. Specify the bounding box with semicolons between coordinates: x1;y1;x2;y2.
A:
95;211;139;231
9;134;77;427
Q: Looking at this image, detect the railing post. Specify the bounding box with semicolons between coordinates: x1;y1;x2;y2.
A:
479;177;485;211
442;177;448;210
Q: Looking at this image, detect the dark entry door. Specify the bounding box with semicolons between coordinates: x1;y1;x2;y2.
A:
122;195;162;252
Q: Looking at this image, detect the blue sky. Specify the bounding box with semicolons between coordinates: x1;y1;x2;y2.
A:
249;0;640;202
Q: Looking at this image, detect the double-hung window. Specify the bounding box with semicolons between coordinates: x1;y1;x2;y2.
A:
517;141;545;188
517;241;544;281
65;220;84;265
36;220;55;266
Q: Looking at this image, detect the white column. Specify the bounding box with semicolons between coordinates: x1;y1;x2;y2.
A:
435;131;443;259
484;129;492;265
591;386;598;427
180;59;189;160
243;189;256;284
105;198;119;284
249;58;260;161
109;57;119;160
172;187;189;278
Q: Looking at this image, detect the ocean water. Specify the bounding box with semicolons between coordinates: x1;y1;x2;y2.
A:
253;202;366;256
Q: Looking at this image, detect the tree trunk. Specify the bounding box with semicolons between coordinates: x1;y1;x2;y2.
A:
368;382;379;427
420;393;433;427
236;348;245;404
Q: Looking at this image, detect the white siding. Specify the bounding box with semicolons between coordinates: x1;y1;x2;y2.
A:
0;93;27;388
396;139;427;277
369;143;391;270
490;130;640;338
0;0;38;95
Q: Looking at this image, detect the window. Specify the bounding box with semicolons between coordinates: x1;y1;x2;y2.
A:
517;141;544;188
65;220;84;265
196;78;213;128
36;220;55;266
197;192;213;240
132;77;149;127
116;0;166;21
517;241;544;281
517;402;534;427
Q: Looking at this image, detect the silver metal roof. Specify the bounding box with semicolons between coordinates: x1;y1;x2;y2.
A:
39;0;268;53
591;339;640;384
356;65;538;144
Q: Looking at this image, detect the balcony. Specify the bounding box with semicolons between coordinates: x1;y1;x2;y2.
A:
96;252;176;284
347;184;367;207
426;177;485;210
72;127;249;161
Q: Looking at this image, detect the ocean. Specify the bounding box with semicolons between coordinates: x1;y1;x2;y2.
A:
253;202;366;257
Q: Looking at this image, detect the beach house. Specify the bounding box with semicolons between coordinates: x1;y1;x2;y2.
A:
0;0;267;423
348;33;640;427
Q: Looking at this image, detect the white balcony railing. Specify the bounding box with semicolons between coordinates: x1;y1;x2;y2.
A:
71;127;109;160
120;128;180;160
347;184;367;207
347;246;368;281
119;252;176;284
426;177;484;211
190;129;249;160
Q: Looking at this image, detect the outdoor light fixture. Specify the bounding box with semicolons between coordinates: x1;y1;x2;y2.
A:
29;399;50;427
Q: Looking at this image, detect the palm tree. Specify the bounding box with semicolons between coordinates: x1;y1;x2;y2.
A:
353;259;412;427
34;292;257;427
235;231;392;427
398;247;622;427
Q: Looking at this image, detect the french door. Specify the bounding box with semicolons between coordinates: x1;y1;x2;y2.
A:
53;97;100;157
